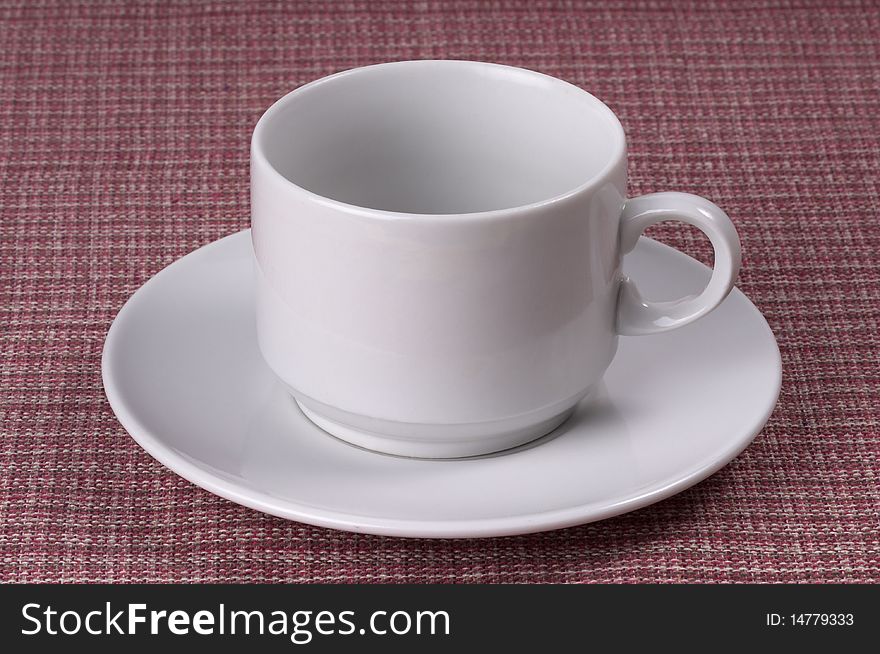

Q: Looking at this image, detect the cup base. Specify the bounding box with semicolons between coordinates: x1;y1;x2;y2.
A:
293;397;583;459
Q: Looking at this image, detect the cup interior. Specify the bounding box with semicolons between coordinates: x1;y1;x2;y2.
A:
255;61;624;215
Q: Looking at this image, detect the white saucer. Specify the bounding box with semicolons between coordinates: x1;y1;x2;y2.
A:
102;230;781;538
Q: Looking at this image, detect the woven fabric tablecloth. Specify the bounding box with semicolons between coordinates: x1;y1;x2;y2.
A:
1;0;878;583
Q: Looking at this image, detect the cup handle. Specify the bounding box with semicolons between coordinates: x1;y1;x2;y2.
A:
616;192;742;336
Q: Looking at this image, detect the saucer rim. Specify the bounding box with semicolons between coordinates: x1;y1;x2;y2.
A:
102;229;782;538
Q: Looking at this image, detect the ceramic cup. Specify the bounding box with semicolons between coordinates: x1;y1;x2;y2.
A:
251;60;741;458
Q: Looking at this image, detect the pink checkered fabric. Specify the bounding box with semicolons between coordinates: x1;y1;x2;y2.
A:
1;0;878;582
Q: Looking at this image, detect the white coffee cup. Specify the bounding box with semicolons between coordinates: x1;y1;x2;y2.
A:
251;60;741;458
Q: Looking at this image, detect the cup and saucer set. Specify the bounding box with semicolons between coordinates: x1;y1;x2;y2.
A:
103;61;781;538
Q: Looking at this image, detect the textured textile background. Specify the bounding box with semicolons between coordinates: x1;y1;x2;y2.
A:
1;0;878;583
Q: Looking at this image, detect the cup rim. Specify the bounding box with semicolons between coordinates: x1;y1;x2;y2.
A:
251;60;627;222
